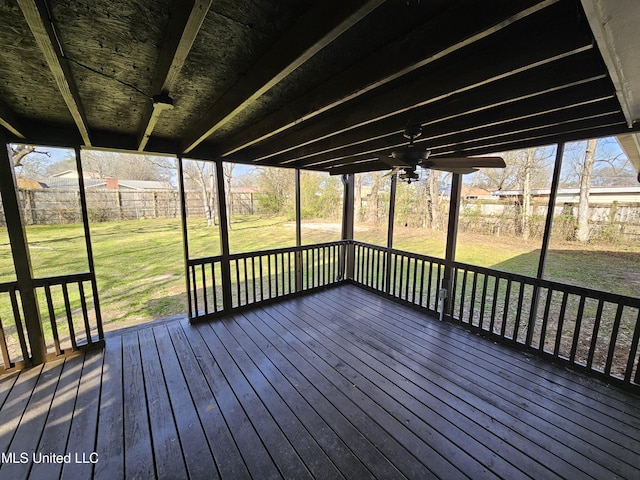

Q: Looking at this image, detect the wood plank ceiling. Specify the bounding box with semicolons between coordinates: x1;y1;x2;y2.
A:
1;0;639;173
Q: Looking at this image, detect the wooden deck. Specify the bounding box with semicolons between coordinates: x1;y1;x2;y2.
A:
1;284;639;479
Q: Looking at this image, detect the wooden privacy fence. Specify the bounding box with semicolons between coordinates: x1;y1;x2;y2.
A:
0;272;104;373
351;241;640;390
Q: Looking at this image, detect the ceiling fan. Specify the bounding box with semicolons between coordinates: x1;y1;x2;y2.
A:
379;125;506;183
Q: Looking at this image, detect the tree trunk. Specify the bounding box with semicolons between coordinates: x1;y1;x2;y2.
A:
521;149;533;240
354;174;362;222
576;139;597;243
368;173;379;225
428;171;441;230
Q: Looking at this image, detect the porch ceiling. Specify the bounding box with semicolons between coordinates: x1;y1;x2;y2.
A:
1;0;640;173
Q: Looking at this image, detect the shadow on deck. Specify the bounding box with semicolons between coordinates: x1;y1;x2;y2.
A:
1;284;639;479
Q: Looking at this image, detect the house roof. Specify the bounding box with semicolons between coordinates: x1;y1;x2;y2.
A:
1;0;640;175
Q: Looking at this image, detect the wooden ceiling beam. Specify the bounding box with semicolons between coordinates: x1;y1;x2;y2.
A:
0;101;27;140
137;0;212;151
17;0;91;146
321;119;633;175
181;0;385;154
240;4;596;164
213;0;558;158
300;95;619;171
256;52;611;166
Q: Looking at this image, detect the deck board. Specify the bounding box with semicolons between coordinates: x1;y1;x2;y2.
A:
0;284;639;479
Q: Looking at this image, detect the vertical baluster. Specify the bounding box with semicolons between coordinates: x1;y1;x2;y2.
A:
469;272;478;326
514;283;526;344
627;309;640;385
411;258;419;304
538;288;554;352
500;279;512;338
553;292;569;358
235;259;241;307
62;283;78;350
252;256;257;304
459;270;468;323
436;263;440;311
9;288;29;362
398;255;404;298
244;257;249;305
191;265;198;317
44;283;61;355
212;262;219;312
479;274;489;330
268;254;273;298
258;255;264;302
0;314;11;368
569;295;587;363
201;264;208;314
587;299;605;369
77;281;93;345
489;276;500;334
425;261;433;309
604;303;625;376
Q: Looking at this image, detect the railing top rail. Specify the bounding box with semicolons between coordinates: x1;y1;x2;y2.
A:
32;271;94;287
351;240;640;307
0;280;18;292
188;240;349;266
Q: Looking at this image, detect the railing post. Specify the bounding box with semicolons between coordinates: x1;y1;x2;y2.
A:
341;174;355;280
295;169;303;291
215;160;233;310
75;147;103;339
528;142;565;344
385;173;397;294
443;173;462;317
177;156;193;319
0;138;46;365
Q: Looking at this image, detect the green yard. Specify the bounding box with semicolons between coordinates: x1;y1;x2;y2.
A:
1;216;638;333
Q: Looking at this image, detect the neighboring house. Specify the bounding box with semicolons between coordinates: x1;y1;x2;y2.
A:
16;177;47;189
493;186;640;204
461;186;493;201
46;171;173;190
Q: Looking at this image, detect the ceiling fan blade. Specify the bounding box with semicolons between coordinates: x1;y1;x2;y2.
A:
422;156;506;169
382;166;404;177
378;155;411;169
429;166;479;175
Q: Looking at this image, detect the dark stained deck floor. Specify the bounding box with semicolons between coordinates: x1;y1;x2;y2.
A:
0;284;639;479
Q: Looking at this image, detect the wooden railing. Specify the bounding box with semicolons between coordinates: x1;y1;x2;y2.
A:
0;272;104;373
187;241;346;319
351;241;640;390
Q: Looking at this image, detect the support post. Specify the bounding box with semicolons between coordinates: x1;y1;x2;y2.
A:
177;157;193;319
0;137;45;365
341;174;355;280
385;173;397;294
527;142;565;345
443;173;462;317
215;160;233;310
75;147;103;339
294;169;303;291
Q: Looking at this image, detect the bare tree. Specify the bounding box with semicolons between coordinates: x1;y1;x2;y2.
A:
183;160;217;226
10;144;51;179
576;138;598;243
222;162;235;230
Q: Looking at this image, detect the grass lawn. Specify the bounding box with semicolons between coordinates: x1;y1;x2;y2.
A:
1;216;638;334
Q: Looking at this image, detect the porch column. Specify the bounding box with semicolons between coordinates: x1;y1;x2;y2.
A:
443;172;462;316
528;142;565;344
384;173;397;294
177;156;193;318
294;169;303;291
341;173;355;280
215;160;233;310
75;147;103;338
0;136;46;365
